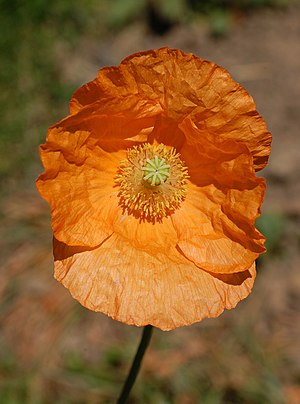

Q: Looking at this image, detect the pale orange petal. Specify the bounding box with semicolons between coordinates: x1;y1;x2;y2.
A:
63;95;160;147
72;48;270;170
171;132;266;273
113;214;178;254
54;234;256;331
148;115;186;151
37;127;124;246
128;48;271;170
173;184;264;274
187;105;271;172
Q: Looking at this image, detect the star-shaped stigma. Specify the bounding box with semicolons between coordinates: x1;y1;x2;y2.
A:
142;155;171;186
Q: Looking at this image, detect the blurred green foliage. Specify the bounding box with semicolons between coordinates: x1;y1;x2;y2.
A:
107;0;294;34
0;0;105;182
256;212;286;255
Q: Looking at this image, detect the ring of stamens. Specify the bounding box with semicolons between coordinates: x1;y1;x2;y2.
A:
115;143;189;221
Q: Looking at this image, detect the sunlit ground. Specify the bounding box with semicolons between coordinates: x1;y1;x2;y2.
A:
1;1;300;403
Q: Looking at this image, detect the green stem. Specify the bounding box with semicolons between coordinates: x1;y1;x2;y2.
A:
117;325;153;404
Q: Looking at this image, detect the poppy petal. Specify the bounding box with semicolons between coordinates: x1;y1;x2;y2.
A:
113;214;178;254
37;127;124;246
72;48;271;170
172;133;265;273
187;98;271;172
173;184;264;274
54;234;256;331
66;95;161;147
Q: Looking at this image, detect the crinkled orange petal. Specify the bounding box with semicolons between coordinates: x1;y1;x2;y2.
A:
62;95;161;147
53;234;256;331
70;72;163;120
37;127;125;247
37;91;165;246
113;214;178;255
149;115;186;151
187;97;271;172
173;183;264;274
171;128;265;273
71;48;271;170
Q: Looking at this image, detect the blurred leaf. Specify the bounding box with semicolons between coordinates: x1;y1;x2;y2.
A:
209;8;231;37
108;0;147;29
65;352;86;374
256;212;286;254
156;0;188;22
105;346;127;368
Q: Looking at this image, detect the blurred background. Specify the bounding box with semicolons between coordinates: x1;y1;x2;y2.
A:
1;0;300;403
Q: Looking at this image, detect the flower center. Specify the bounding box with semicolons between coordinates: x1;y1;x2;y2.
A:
142;156;170;186
115;143;189;221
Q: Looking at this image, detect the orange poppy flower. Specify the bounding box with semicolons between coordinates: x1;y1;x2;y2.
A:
37;48;271;331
